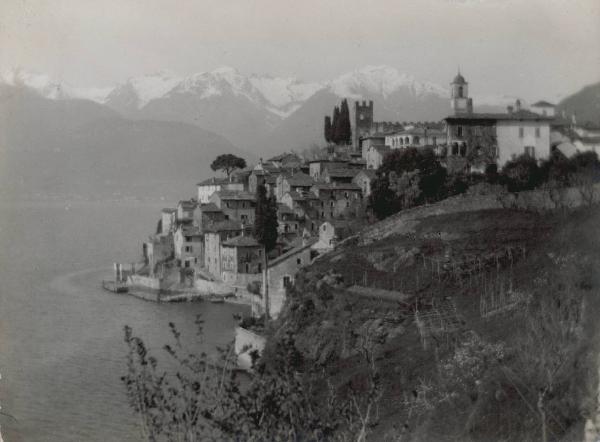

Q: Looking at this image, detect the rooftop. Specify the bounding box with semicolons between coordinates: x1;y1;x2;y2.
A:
282;171;315;187
324;168;360;178
222;234;261;247
268;238;318;268
199;202;222;213
213;190;256;201
162;208;176;213
445;109;554;122
203;220;243;233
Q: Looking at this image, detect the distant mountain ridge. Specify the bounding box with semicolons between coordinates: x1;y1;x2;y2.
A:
557;81;600;126
2;66;595;157
0;84;253;201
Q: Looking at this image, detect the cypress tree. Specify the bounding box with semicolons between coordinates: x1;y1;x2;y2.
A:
254;184;279;322
324;116;332;143
340;99;352;145
332;106;340;144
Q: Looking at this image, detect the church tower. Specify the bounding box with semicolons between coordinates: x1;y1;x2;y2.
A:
450;71;473;115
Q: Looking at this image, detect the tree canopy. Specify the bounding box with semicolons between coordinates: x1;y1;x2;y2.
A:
210;154;247;177
324;99;351;145
254;184;278;253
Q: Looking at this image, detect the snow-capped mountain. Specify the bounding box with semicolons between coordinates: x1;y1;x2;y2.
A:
1;65;535;156
329;65;448;100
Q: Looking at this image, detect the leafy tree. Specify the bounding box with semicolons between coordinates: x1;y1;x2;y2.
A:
501;154;543;192
254;184;279;321
368;174;400;220
122;321;376;441
210;154;246;178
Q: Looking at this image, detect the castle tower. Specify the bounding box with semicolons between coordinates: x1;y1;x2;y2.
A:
450;71;473;115
353;100;374;150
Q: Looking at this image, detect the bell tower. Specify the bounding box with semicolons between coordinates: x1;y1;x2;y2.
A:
450;70;473;115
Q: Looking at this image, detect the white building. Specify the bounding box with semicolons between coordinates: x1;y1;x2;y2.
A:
197;177;244;203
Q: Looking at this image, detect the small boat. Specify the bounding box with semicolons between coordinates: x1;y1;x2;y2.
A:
102;280;129;293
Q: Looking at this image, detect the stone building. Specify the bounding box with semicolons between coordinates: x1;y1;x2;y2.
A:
160;208;177;235
385;126;447;149
311;220;353;253
308;159;349;181
174;224;203;268
203;220;243;279
210;191;256;224
322;168;359;185
260;239;317;319
275;171;315;201
193;203;226;229
353;169;377;197
366;145;390;170
220;234;264;284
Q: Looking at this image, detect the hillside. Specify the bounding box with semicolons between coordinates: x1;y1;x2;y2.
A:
0;85;253;201
264;205;600;441
557;81;600;126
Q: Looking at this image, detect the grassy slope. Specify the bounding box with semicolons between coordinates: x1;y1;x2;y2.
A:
266;207;600;441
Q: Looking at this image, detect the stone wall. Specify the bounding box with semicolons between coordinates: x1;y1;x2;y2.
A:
194;278;235;295
128;274;163;290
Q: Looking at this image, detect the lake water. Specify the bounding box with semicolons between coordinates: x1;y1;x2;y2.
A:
0;200;248;441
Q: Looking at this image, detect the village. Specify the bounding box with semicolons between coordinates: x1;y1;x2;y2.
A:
106;71;600;369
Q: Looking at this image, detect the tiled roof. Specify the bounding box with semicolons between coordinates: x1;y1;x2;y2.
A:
222;234;260;247
312;183;362;191
282;171;315;187
325;168;360;178
203;220;242;233
200;203;222;213
445;110;553;122
162;208;176;213
213;190;256;201
355;169;377;179
268;239;317;267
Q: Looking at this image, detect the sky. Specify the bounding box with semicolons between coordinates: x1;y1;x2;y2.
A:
0;0;599;101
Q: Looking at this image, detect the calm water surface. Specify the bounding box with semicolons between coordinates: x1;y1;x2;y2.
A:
0;200;248;441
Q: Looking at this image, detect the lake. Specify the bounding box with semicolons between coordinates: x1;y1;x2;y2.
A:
0;200;248;441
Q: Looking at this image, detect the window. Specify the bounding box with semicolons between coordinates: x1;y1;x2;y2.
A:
296;258;302;265
283;276;292;288
185;246;192;253
452;143;459;155
458;86;463;98
457;126;463;137
519;127;524;138
414;136;420;145
432;136;437;146
346;201;350;208
525;146;536;158
535;127;540;138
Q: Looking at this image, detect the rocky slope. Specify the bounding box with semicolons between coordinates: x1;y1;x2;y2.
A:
265;204;600;441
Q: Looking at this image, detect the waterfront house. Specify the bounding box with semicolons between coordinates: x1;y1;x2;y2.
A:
174;224;204;268
160;208;177;235
176;199;197;225
204;220;243;280
220;233;264;285
259;238;317;319
144;234;174;277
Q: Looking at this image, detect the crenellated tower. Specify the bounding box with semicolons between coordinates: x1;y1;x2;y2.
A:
353;100;374;150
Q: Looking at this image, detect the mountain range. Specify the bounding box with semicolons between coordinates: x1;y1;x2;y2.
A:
1;66;535;155
0;66;597;200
